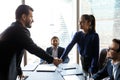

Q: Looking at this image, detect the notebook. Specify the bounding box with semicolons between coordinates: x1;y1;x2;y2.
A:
36;64;57;72
58;63;83;76
60;68;83;76
63;75;80;80
22;63;39;71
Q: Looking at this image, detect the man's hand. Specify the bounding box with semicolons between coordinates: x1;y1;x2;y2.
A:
18;74;28;80
53;58;62;66
18;74;25;80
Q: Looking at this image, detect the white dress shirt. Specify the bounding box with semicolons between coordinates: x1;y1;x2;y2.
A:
111;61;120;79
52;47;58;58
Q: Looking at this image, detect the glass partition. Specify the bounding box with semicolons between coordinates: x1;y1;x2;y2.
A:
25;0;77;64
1;0;120;66
0;0;21;33
80;0;120;50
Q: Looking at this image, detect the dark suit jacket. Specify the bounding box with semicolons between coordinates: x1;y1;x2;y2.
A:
16;49;25;76
41;46;69;63
0;21;54;80
92;60;120;80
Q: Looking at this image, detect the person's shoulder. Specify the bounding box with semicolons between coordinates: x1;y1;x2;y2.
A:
91;32;99;38
46;47;52;49
10;21;25;31
92;32;99;36
105;59;112;66
58;46;65;49
76;31;83;34
10;21;20;27
2;22;18;33
75;31;83;36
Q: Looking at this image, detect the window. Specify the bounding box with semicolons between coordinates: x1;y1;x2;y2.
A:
1;0;118;66
0;0;21;33
80;0;120;50
25;0;77;64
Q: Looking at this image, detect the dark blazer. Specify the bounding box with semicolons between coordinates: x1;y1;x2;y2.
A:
46;47;65;58
92;60;120;80
41;46;69;63
61;31;99;74
16;49;25;76
0;21;54;80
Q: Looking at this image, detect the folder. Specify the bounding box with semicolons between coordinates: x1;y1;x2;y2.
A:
63;75;80;80
36;64;57;72
22;63;39;71
58;63;83;76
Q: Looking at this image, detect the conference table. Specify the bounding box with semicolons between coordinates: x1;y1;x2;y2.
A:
21;62;85;80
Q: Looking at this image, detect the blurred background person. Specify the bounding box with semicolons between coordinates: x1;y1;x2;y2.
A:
40;36;69;64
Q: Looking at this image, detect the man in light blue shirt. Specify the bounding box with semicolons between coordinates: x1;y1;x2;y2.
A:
112;61;120;79
90;38;120;80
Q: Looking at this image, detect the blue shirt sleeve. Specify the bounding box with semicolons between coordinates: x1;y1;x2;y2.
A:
60;32;78;60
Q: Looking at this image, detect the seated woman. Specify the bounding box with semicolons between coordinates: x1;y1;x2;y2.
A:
98;48;108;70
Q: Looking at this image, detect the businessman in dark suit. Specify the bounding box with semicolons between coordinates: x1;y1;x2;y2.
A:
0;4;62;80
40;36;69;64
90;39;120;80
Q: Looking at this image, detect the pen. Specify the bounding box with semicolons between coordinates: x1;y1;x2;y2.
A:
63;67;76;70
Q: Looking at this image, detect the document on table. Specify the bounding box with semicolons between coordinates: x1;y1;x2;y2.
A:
58;63;80;70
63;75;80;80
36;64;57;72
60;68;83;76
61;65;77;70
58;63;83;76
22;63;39;71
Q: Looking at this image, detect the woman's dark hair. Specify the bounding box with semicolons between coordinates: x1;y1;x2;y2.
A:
15;4;33;20
98;48;107;70
89;15;96;32
82;14;96;33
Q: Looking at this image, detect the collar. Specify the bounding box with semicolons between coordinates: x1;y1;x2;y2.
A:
52;46;58;49
111;60;120;67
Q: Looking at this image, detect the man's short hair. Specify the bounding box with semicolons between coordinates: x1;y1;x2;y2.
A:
112;38;120;52
15;4;33;20
51;36;59;41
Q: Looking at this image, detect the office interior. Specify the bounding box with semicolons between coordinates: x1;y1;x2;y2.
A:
0;0;120;67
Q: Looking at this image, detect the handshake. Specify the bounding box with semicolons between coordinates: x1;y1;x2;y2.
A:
53;58;63;66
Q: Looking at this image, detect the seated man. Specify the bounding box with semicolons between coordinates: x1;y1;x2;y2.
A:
90;38;120;80
40;36;69;64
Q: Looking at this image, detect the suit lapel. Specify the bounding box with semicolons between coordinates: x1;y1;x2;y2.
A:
49;47;53;55
57;47;60;58
109;64;113;77
108;62;114;80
